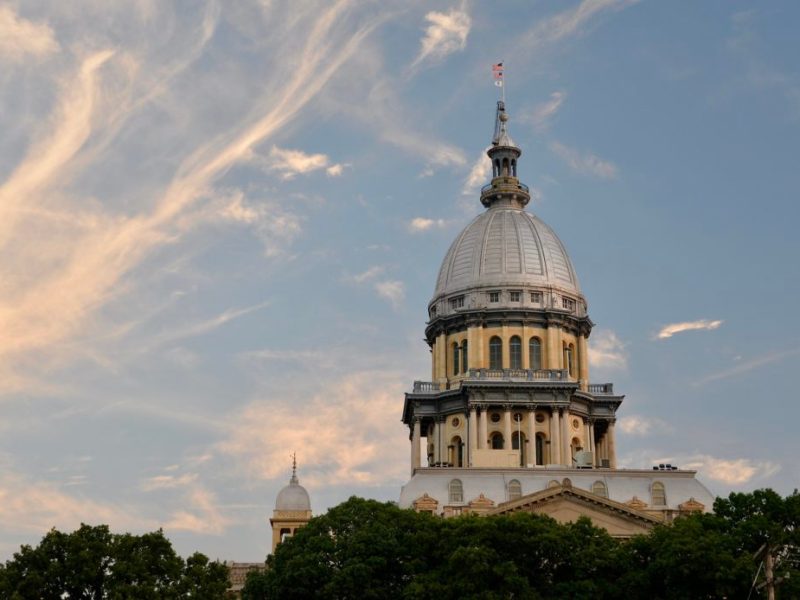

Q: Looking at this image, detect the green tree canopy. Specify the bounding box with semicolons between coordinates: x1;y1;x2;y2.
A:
0;524;229;599
244;490;800;600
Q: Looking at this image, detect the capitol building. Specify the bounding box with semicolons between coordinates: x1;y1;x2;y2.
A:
263;100;714;558
394;100;713;537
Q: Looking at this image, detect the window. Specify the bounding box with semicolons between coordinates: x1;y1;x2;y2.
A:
449;479;464;503
452;342;460;375
491;433;504;449
450;296;465;309
489;336;502;369
509;336;522;369
508;479;522;501
562;297;575;312
489;291;500;303
430;305;437;317
461;341;468;373
509;290;521;302
651;482;666;506
530;291;542;304
535;433;545;465
451;436;463;467
592;481;608;498
490;412;501;423
529;337;542;370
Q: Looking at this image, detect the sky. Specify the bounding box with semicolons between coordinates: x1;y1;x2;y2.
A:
1;0;799;562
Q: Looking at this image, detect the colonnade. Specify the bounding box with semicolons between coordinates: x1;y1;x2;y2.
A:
409;408;617;472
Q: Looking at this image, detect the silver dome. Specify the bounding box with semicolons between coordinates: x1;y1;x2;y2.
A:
433;204;582;303
275;479;311;511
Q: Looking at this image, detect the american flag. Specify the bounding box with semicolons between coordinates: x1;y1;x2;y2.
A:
493;62;503;86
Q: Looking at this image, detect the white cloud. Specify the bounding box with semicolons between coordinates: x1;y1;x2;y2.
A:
409;217;447;232
693;347;800;386
217;190;303;257
141;473;198;491
523;0;638;51
163;487;231;535
411;6;471;69
266;146;345;180
617;415;670;436
351;265;385;284
462;150;491;195
587;329;627;370
375;280;405;310
0;6;59;63
682;455;781;486
655;319;723;340
219;371;409;487
550;141;618;179
531;91;566;131
0;471;147;535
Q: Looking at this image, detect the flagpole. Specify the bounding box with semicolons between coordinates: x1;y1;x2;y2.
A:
502;61;506;104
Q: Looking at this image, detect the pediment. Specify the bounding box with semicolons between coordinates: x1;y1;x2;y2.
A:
490;484;662;537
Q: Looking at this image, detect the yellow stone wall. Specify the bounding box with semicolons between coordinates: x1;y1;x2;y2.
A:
431;325;589;389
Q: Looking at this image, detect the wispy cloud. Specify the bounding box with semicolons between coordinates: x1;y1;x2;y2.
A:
264;146;346;180
682;455;780;486
375;280;405;310
219;371;408;487
142;473;198;492
410;5;471;69
587;329;627;370
655;319;723;340
349;265;385;284
693;347;800;386
462;149;491;196
522;0;638;51
0;5;59;63
550;141;618;178
164;487;231;535
617;415;671;436
531;91;566;131
408;217;447;232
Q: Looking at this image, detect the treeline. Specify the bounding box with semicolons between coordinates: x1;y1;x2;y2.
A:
0;525;230;599
244;489;800;600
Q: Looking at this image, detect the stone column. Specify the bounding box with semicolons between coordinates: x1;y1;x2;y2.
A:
431;421;439;466
503;406;512;450
528;408;537;466
578;335;589;392
561;410;571;466
547;326;561;370
435;333;446;385
501;323;509;369
588;420;596;466
479;406;488;450
607;421;617;469
550;408;561;465
411;419;421;472
468;406;478;462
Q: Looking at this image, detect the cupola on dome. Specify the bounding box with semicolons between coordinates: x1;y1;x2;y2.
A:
274;461;311;512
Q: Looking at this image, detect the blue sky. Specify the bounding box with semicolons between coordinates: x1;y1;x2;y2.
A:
1;0;798;562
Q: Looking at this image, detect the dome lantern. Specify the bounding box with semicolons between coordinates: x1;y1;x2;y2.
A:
482;100;530;209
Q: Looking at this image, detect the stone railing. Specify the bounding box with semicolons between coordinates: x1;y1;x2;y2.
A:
412;380;440;393
466;368;569;382
588;383;614;395
480;179;530;195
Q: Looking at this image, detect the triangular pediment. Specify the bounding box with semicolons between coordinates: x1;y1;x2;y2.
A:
490;483;662;537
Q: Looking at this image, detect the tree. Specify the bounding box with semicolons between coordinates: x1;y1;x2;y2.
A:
0;524;230;599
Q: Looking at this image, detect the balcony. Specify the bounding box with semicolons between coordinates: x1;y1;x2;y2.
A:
480;178;529;195
413;380;441;393
588;383;614;395
467;368;569;382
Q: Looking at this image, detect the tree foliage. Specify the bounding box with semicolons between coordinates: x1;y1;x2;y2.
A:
0;524;230;599
244;490;800;600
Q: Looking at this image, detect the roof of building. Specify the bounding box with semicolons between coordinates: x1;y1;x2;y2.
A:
275;456;311;512
433;207;582;302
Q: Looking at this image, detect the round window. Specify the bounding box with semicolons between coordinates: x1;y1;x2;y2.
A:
490;412;501;423
572;418;580;430
513;412;523;422
452;417;460;428
535;412;545;423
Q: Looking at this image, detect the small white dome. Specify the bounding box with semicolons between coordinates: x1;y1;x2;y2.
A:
275;477;311;511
